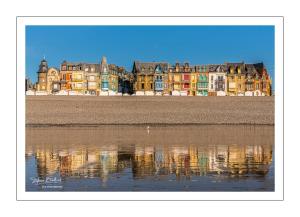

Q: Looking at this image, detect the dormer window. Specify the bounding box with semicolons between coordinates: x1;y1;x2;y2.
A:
155;65;162;73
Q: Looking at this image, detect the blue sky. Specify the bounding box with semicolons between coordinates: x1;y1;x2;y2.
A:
26;25;274;84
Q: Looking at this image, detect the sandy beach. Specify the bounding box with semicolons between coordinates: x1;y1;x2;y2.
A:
26;96;274;126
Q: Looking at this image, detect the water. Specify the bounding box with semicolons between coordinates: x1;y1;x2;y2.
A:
25;125;274;191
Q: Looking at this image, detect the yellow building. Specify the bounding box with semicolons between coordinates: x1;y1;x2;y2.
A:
132;61;169;95
46;67;60;94
226;63;246;96
244;63;272;96
71;65;86;93
190;68;197;96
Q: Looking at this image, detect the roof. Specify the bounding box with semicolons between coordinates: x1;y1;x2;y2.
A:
208;64;226;73
133;61;170;74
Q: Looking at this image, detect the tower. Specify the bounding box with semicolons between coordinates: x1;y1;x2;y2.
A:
37;58;48;91
100;56;109;91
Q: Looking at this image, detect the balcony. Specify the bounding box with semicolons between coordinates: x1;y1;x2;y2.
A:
72;78;84;82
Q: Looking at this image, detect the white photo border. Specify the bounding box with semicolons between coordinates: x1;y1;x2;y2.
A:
16;16;284;201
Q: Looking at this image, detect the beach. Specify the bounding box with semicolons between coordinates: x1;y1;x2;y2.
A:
25;96;274;126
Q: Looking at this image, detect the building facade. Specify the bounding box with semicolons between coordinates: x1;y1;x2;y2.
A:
208;64;227;96
36;59;48;91
132;61;169;96
226;62;246;96
196;65;209;96
84;63;100;95
108;64;119;94
100;56;110;92
31;58;272;96
46;67;60;94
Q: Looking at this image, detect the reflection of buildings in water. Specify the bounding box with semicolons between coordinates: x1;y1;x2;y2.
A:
132;145;155;179
99;150;118;184
33;146;119;183
171;146;190;179
29;143;273;182
36;149;60;178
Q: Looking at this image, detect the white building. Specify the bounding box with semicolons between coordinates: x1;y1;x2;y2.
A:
208;64;227;96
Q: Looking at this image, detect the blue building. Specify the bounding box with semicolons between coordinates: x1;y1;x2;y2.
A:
154;65;164;93
100;56;109;91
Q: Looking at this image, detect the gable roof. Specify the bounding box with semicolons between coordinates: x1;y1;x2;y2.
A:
133;61;170;74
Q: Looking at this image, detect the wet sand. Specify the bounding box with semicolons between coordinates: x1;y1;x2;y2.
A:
26;125;274;149
26;96;274;125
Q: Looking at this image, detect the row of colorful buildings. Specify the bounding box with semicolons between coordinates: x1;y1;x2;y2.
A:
27;56;272;96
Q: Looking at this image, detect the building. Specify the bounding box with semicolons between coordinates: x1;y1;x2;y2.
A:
70;63;86;94
168;63;181;96
84;63;100;95
190;66;197;96
154;64;164;95
244;63;272;96
208;64;227;96
132;61;169;96
181;63;192;96
36;58;48;91
46;67;60;94
118;67;134;94
261;66;272;96
196;65;209;96
100;56;110;92
60;61;73;91
226;62;246;96
25;77;34;92
108;64;119;94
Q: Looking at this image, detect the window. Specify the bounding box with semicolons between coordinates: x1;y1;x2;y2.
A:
183;74;190;80
211;84;213;89
150;83;153;89
141;83;144;90
211;76;213;81
184;83;190;89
